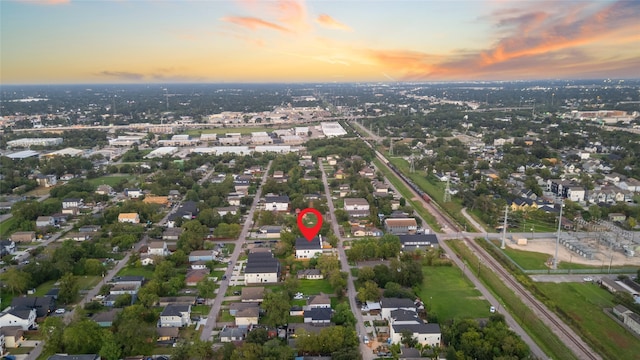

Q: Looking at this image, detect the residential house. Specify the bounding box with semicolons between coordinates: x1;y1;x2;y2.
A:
398;234;439;251
0;308;37;330
95;184;114;195
11;296;55;318
35;174;57;187
0;240;16;257
338;185;351;198
220;326;248;342
258;225;282;239
618;178;640;192
118;213;140;224
189;250;215;263
159;304;192;327
334;169;345;179
384;218;418;235
124;188;143;199
297;269;324;280
244;251;280;285
64;232;92;242
185;269;209;286
62;198;83;215
10;231;36;243
380;297;416;319
608;213;627;222
351;226;383;237
167;201;199;226
147;241;169;257
227;195;242;207
157;296;196;307
168;189;181;201
156;327;180;344
91;309;121;327
0;326;23;349
241;287;265;303
110;276;145;288
303;308;332;325
109;283;140;296
215;206;239;216
143;196;170;207
162;227;183;241
229;302;260;316
190;261;207;270
359;167;375;178
235;307;259;327
372;180;389;194
389;322;442;348
36;216;55;228
567;187;586;202
263;195;289;212
295;236;323;259
344;198;370;218
305;293;331;310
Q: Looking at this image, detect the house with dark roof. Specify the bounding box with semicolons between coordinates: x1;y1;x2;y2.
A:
398;234;439;251
229;302;260;316
167;201;199;226
305;293;331;310
380;297;416;319
220;326;248;342
244;251;280;285
11;296;55;318
156;327;180;343
263;195;290;212
303;308;332;325
295;236;323;259
159;304;192;327
297;269;323;280
390;323;441;348
384;218;418;235
258;225;283;238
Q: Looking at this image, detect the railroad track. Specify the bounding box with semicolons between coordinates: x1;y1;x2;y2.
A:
465;237;600;360
368;139;600;360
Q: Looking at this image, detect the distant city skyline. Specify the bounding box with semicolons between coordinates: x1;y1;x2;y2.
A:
1;0;639;84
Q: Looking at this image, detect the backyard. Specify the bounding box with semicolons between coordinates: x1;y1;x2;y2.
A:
87;174;135;187
297;278;334;295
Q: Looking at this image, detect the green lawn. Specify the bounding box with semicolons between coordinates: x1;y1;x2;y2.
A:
87;174;134;187
419;266;489;321
536;282;640;360
0;216;18;238
502;246;551;270
117;265;156;279
218;309;234;322
191;305;211;316
225;285;243;296
297;279;334;295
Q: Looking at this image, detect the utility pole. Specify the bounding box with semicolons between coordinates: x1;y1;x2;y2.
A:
500;205;508;249
443;177;451;203
409;155;415;173
389;138;394;156
554;199;563;270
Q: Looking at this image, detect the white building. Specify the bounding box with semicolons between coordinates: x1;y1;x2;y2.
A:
0;308;36;330
159;304;191;327
320;122;347;137
295;236;323;259
7;137;63;148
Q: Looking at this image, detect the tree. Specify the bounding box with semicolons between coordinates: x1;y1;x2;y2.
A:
41;316;65;356
113;305;157;356
357;280;380;302
400;329;418;348
63;319;104;354
245;328;269;344
261;291;290;327
3;268;31;294
58;272;79;304
358;266;375;282
196;278;216;299
84;258;106;276
231;343;263;360
332;302;356;326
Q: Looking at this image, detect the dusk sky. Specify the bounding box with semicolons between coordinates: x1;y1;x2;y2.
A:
1;0;639;84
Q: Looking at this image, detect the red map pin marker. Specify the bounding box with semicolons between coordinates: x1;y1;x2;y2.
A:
297;208;323;241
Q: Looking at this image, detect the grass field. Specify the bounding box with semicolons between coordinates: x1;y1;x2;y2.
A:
536;282;640;360
297;279;334;295
87;174;134;187
419;266;490;321
218;309;234;322
448;239;577;360
0;216;18;238
117;265;156;279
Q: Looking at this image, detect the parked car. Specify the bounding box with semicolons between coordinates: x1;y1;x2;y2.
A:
489;306;496;313
55;308;66;314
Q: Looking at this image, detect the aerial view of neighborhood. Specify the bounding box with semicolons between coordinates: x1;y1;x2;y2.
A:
1;1;640;360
